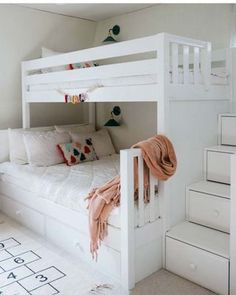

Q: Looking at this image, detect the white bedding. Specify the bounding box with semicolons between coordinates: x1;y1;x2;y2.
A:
0;155;159;227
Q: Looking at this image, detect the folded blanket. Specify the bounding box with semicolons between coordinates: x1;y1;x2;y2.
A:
86;135;177;259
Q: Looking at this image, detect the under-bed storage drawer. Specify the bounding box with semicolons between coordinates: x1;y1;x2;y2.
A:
166;237;229;295
187;191;230;233
1;195;45;236
206;150;231;184
45;217;121;280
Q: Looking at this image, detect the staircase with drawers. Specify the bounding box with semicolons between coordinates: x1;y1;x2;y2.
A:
166;113;235;295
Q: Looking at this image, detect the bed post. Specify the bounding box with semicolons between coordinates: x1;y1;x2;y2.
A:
21;62;30;128
120;149;135;294
156;33;171;268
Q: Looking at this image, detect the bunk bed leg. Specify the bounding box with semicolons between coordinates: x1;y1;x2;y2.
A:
21;63;30;128
120;149;135;294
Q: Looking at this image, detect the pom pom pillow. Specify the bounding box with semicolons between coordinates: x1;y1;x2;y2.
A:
70;129;115;158
58;138;97;166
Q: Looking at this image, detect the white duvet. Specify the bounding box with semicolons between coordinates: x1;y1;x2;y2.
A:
0;155;120;213
0;154;160;227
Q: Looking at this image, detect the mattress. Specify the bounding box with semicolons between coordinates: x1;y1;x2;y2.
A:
0;155;159;228
29;67;228;92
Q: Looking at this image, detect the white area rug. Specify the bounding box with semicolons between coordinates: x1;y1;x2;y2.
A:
0;214;120;295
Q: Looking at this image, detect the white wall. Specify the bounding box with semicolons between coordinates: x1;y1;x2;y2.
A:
0;4;96;129
93;4;233;150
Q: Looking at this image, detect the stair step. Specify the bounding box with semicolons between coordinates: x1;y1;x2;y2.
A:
219;113;236;146
166;221;229;258
186;181;230;233
205;145;236;184
166;221;229;295
188;180;230;199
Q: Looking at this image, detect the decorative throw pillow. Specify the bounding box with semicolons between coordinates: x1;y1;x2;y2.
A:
57;138;97;166
70;128;116;158
23;130;70;167
55;123;95;134
8;126;54;165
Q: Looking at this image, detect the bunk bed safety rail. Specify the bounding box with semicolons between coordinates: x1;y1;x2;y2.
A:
167;35;212;88
120;148;158;229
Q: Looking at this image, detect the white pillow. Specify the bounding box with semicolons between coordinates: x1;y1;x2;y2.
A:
8;126;54;165
23;130;70;167
70;129;115;158
55;123;95;134
41;47;66;73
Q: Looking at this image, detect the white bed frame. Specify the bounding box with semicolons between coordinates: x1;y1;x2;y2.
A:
0;33;232;293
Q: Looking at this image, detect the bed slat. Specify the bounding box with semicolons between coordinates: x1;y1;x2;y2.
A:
183;45;190;84
149;174;156;222
138;155;145;227
194;47;200;84
171;43;179;84
26;59;157;86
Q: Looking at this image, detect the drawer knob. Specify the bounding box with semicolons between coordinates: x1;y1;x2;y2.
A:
213;210;220;217
74;241;80;248
16;210;22;216
189;263;197;271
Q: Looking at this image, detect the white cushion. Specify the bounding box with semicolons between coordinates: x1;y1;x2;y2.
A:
8;126;54;165
23;130;70;167
70;128;115;158
41;47;66;73
55;123;95;134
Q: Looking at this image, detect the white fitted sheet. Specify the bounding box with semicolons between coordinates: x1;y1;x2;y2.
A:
0;155;159;227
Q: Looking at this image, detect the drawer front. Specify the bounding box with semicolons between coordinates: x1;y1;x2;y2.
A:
1;195;45;236
166;237;229;295
45;217;121;279
221;116;236;146
187;191;230;233
207;151;231;184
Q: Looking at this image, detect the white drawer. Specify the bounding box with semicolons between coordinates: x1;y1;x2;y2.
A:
1;195;45;236
207;151;231;184
45;217;121;279
187;191;230;233
166;237;229;295
221;116;236;145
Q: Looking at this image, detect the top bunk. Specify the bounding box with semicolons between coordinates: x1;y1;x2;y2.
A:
22;33;231;104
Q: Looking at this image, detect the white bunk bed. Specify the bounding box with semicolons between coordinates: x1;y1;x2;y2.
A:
0;33;232;293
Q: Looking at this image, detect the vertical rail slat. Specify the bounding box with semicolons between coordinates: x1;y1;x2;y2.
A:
201;42;211;89
171;43;179;84
193;47;200;84
120;150;135;292
138;155;145;227
149;174;156;222
183;45;190;84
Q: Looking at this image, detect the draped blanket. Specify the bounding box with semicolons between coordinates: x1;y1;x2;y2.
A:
86;135;177;259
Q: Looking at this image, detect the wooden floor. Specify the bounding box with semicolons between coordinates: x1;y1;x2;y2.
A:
0;213;215;295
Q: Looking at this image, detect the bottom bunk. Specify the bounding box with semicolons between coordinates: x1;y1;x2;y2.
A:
0;155;163;289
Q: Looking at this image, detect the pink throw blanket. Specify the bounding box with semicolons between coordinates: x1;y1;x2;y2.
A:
86;135;177;259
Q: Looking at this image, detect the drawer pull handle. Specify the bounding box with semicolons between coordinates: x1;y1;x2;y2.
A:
213;210;220;217
189;263;197;271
